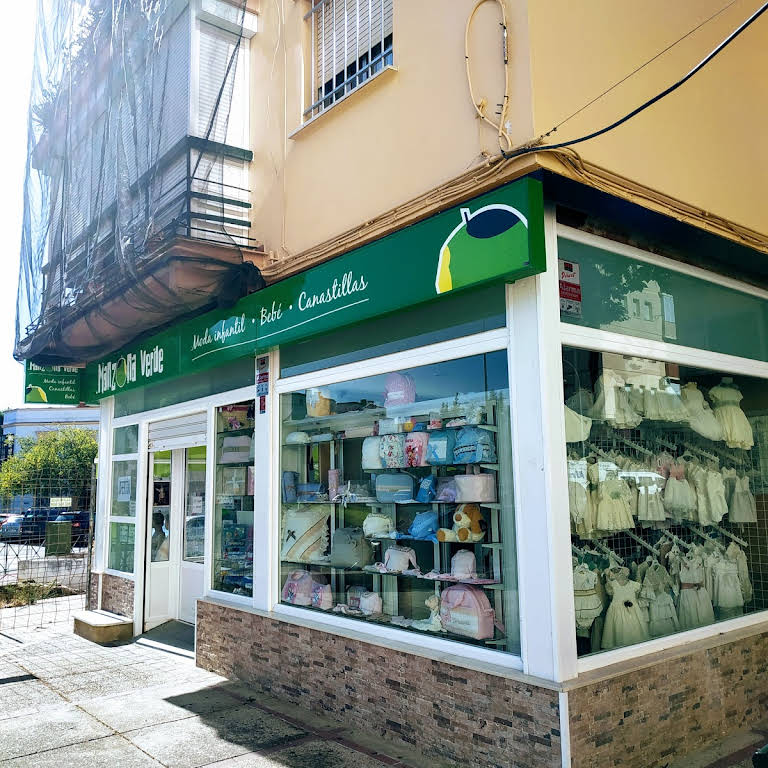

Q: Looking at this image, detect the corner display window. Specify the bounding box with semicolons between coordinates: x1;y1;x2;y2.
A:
563;347;767;657
279;351;520;655
212;401;255;596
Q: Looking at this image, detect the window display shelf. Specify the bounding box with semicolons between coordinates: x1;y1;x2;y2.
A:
219;427;254;437
217;460;253;467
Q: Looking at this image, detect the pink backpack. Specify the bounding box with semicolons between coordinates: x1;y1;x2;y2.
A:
440;584;496;639
282;570;332;610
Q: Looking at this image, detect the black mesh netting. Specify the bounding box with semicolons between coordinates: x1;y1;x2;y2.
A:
16;0;262;366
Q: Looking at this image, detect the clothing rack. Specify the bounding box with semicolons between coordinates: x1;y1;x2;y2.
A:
587;442;611;460
682;441;720;464
707;521;748;548
588;540;625;565
661;529;692;551
653;436;677;452
617;436;654;457
685;522;726;552
624;530;660;557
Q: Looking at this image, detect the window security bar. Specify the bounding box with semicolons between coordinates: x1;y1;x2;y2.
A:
303;47;391;117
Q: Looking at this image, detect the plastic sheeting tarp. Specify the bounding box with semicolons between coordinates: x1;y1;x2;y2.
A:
16;0;258;365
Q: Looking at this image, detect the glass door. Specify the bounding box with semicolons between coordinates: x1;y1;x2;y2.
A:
179;446;207;623
144;450;177;630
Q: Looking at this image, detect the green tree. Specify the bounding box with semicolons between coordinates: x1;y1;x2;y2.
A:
0;428;97;509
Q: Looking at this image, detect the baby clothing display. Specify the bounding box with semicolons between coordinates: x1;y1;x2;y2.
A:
663;460;697;521
640;560;679;638
565;405;592;443
676;552;715;631
709;379;754;449
595;472;635;532
681;383;724;441
573;562;605;637
729;473;757;523
601;566;649;650
591;371;642;429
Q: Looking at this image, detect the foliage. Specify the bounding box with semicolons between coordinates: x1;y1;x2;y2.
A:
0;428;97;506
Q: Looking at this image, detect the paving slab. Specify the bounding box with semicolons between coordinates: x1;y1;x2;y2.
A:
208;739;401;768
0;735;163;768
79;680;244;732
124;704;306;768
0;703;112;760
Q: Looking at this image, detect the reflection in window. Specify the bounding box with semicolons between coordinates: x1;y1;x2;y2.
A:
150;452;171;562
109;522;135;573
278;351;520;655
563;346;767;657
184;446;207;562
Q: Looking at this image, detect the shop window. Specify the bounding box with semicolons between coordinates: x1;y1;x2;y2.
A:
212;400;255;595
113;425;138;454
184;446;207;562
279;351;520;655
558;237;768;361
563;346;768;657
111;460;138;518
108;522;136;573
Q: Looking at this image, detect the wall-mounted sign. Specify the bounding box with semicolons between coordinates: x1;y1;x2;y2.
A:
84;177;545;402
25;362;82;404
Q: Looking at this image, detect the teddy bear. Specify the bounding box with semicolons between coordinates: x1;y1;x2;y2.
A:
436;503;486;543
410;595;444;633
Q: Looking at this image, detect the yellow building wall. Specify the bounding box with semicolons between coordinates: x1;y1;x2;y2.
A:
246;0;767;263
527;0;768;236
247;0;534;259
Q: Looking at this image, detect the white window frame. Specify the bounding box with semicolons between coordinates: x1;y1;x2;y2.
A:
271;327;531;671
546;221;768;677
303;0;394;121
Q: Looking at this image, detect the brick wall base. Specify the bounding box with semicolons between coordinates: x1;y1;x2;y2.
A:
569;630;768;768
196;600;562;768
100;572;135;618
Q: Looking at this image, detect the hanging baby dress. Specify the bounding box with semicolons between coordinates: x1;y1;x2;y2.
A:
725;541;752;603
681;382;724;441
565;405;592;443
601;568;649;650
663;461;697;522
705;470;729;524
687;461;711;525
677;553;715;631
595;473;635;532
636;467;667;525
641;561;680;638
573;563;605;638
729;474;757;524
591;370;642;429
568;459;595;538
655;378;689;423
709;380;754;450
711;556;744;620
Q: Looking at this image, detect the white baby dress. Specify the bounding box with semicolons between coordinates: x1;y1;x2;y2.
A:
729;474;757;523
573;563;605;637
601;568;649;650
565;405;592;443
709;381;754;449
591;370;642;429
681;382;724;441
641;561;679;639
595;473;635;532
677;553;715;631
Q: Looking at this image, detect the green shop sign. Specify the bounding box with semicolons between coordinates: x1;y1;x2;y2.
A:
25;362;82;404
85;176;545;402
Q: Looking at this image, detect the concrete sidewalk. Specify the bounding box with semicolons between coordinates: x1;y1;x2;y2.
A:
0;622;433;768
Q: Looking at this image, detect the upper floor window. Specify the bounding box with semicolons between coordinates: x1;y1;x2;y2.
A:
305;0;393;120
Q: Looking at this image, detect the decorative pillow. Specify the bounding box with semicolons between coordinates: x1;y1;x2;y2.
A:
281;505;331;563
379;433;406;468
405;432;430;467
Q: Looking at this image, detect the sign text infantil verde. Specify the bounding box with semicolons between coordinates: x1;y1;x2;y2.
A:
85;177;545;401
25;362;82;404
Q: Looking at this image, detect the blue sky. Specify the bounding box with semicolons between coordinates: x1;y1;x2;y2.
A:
0;4;36;409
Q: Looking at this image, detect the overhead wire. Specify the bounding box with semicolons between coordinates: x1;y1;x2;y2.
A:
542;0;740;139
501;0;768;159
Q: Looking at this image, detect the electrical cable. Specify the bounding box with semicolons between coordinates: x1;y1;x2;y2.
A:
501;0;768;160
465;0;512;153
544;0;740;139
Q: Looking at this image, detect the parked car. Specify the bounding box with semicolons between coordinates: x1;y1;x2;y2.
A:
54;511;91;547
0;514;24;540
19;508;69;544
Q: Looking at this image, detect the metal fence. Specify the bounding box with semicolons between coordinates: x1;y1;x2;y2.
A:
0;474;95;633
